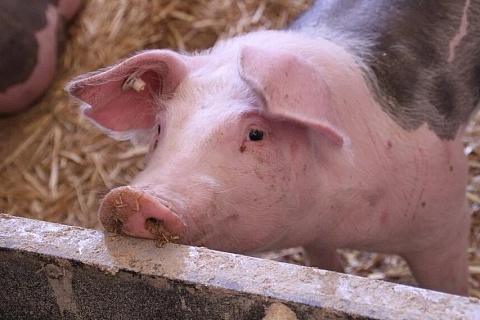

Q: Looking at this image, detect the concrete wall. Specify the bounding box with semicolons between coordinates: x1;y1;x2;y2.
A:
1;213;479;319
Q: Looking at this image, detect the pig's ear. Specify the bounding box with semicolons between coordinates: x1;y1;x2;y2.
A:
238;46;345;147
66;50;188;143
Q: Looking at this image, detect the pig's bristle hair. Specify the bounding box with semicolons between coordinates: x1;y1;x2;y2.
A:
0;0;479;298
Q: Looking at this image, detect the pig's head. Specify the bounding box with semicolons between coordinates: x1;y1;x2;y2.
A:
67;45;346;253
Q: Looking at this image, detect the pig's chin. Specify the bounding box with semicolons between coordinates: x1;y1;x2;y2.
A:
98;186;187;241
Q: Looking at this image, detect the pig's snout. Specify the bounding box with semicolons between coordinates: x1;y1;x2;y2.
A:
99;186;186;241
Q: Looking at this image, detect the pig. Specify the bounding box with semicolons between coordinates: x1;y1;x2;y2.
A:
0;0;82;115
66;0;480;296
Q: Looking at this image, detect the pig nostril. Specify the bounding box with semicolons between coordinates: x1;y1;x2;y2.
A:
145;218;180;246
145;217;163;232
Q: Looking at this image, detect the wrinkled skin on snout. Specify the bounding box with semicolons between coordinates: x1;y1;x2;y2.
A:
67;31;471;296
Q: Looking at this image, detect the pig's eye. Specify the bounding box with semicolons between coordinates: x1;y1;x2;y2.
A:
248;129;264;141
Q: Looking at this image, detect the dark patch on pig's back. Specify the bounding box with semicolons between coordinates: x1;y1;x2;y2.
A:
368;1;480;140
0;0;58;92
289;0;480;140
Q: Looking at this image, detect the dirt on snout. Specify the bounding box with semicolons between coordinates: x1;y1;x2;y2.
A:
145;218;180;247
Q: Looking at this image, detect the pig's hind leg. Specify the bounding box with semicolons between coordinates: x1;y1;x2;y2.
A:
401;204;470;296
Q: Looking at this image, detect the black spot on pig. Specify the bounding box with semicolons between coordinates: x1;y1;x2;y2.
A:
365;1;480;140
289;0;480;140
0;0;61;92
431;77;456;118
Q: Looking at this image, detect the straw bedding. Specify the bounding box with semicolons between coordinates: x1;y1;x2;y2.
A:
0;0;478;297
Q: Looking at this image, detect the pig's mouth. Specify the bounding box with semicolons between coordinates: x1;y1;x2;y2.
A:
99;186;187;244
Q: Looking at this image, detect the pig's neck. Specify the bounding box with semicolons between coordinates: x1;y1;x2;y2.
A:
307;82;399;249
250;31;454;250
309;52;467;251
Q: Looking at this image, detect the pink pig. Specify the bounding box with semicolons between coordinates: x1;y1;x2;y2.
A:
67;1;478;296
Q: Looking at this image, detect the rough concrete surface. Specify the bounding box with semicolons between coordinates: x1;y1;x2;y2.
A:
1;213;479;319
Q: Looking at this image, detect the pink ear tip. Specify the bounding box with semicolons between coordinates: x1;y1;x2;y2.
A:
66;49;191;136
64;81;79;97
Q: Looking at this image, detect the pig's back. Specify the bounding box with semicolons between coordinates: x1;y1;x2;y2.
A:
288;0;480;140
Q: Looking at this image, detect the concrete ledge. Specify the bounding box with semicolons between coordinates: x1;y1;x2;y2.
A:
1;213;479;319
